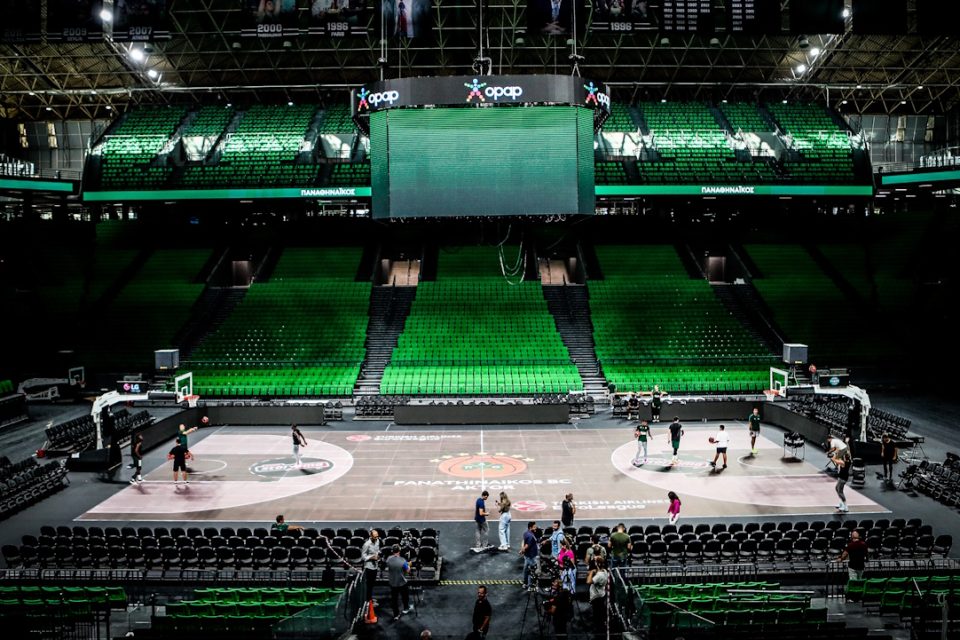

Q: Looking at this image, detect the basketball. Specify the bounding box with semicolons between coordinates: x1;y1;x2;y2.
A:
708;437;716;444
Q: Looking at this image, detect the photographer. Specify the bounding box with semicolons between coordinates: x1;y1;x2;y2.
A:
584;534;607;568
543;577;573;636
587;556;609;632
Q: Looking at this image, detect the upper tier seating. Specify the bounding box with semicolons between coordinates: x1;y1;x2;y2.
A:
604;102;638;132
590;246;774;393
318;104;353;134
766;102;857;183
636;101;759;185
181;104;318;188
381;248;582;395
720;102;775;133
99;106;187;189
190;248;369;397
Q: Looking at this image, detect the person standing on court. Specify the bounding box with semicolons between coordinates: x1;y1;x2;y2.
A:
747;407;761;455
472;585;492;637
835;530;868;580
473;490;490;551
386;544;414;620
709;424;730;470
520;521;540;591
668;417;684;465
167;441;192;487
561;493;576;528
361;529;381;606
129;433;143;484
291;424;307;468
880;433;898;485
649;384;665;422
834;453;851;512
497;491;512;551
667;491;681;525
633;419;652;466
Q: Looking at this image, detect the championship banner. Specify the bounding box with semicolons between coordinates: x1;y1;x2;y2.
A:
47;0;105;42
0;0;42;43
112;0;172;41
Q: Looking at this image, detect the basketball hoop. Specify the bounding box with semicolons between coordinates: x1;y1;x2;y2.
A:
184;394;200;408
763;389;779;402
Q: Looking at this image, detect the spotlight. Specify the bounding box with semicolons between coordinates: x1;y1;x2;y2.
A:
841;99;848;104
231;41;241;50
842;8;850;18
282;40;292;48
514;35;524;46
566;37;574;46
709;37;721;48
45;106;52;111
147;69;158;79
129;48;145;63
99;9;112;22
660;36;670;46
798;35;810;49
796;64;807;74
287;100;294;106
917;85;923;90
810;47;821;57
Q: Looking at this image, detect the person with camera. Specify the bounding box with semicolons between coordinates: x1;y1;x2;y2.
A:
520;520;540;592
587;556;609;632
584;534;607;567
544;577;573;636
385;544;414;620
557;537;577;593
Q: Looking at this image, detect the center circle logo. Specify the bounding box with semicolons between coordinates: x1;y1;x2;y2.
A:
250;457;333;478
438;455;527;479
513;500;547;512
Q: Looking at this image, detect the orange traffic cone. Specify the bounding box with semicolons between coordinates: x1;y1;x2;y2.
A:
364;598;378;624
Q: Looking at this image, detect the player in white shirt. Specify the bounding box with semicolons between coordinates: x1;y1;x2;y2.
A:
826;436;849;472
709;424;730;469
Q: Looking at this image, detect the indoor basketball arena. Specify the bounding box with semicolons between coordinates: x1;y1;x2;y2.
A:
2;1;960;639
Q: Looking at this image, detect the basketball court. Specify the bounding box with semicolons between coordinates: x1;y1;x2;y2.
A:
79;423;885;522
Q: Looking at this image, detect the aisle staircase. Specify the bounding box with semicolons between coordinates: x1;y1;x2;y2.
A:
354;286;417;396
542;285;608;399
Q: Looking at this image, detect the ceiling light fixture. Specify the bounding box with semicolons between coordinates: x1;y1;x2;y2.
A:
796;64;807;74
129;48;145;63
810;47;821;57
99;9;112;22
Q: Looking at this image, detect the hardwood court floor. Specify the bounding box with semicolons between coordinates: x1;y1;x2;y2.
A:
79;423;884;522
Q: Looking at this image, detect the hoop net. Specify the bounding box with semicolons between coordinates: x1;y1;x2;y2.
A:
184;394;200;408
763;389;780;402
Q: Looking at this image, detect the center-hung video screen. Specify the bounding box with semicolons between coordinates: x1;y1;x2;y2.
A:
370;106;595;219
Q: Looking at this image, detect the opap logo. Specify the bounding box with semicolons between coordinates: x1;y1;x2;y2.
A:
484;85;523;101
357;88;400;111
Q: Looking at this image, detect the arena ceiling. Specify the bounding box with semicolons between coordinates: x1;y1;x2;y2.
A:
1;1;959;121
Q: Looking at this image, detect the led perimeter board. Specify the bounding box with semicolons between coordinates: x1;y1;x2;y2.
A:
370;106;595;219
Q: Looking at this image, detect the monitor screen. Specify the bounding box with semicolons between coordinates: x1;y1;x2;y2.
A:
371;106;595;218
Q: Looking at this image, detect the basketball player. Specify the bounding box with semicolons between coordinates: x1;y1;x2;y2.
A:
291;424;307;468
709;424;729;469
649;385;665;422
177;422;199;472
129;433;143;484
668;417;684;465
633;420;652;466
167;441;192;486
747;407;761;455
